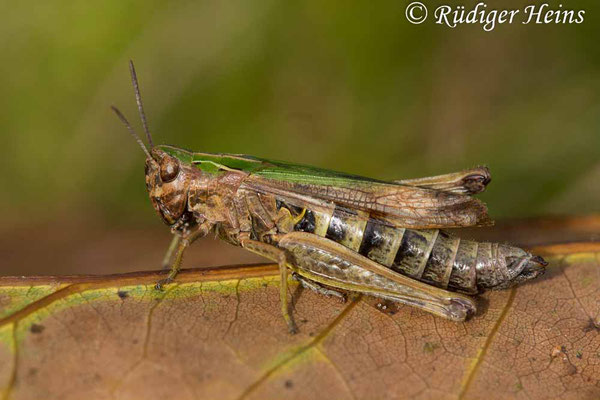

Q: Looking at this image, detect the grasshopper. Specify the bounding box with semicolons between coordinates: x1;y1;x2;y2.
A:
112;62;547;333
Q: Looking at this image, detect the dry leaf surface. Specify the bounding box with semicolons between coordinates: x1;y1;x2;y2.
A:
1;243;599;400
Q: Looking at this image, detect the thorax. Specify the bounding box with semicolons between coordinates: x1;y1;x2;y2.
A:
187;170;248;233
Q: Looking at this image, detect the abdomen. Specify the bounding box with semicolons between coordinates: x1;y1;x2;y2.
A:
277;202;485;294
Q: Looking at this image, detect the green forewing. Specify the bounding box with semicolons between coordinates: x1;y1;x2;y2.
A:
160;145;383;186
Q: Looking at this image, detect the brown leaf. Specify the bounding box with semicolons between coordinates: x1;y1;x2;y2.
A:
1;243;599;400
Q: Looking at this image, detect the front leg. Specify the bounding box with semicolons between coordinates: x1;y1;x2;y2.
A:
161;235;181;270
155;221;211;290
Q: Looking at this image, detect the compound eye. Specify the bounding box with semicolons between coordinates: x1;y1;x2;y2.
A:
160;158;180;182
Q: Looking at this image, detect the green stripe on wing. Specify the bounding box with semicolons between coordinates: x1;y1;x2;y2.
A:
159;145;382;185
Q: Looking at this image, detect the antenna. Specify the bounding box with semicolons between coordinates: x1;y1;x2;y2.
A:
129;60;154;148
111;105;152;159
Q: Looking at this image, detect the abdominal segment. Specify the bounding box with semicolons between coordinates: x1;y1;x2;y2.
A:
263;198;488;294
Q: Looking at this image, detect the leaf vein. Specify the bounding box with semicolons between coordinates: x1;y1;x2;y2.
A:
458;289;516;400
236;296;361;400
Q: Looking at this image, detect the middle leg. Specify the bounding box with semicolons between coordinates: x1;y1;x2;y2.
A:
240;238;298;334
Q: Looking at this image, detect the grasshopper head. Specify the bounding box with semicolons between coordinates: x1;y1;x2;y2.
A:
112;61;198;229
144;148;192;226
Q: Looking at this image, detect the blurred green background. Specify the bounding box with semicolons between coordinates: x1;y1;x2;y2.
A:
1;0;599;274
